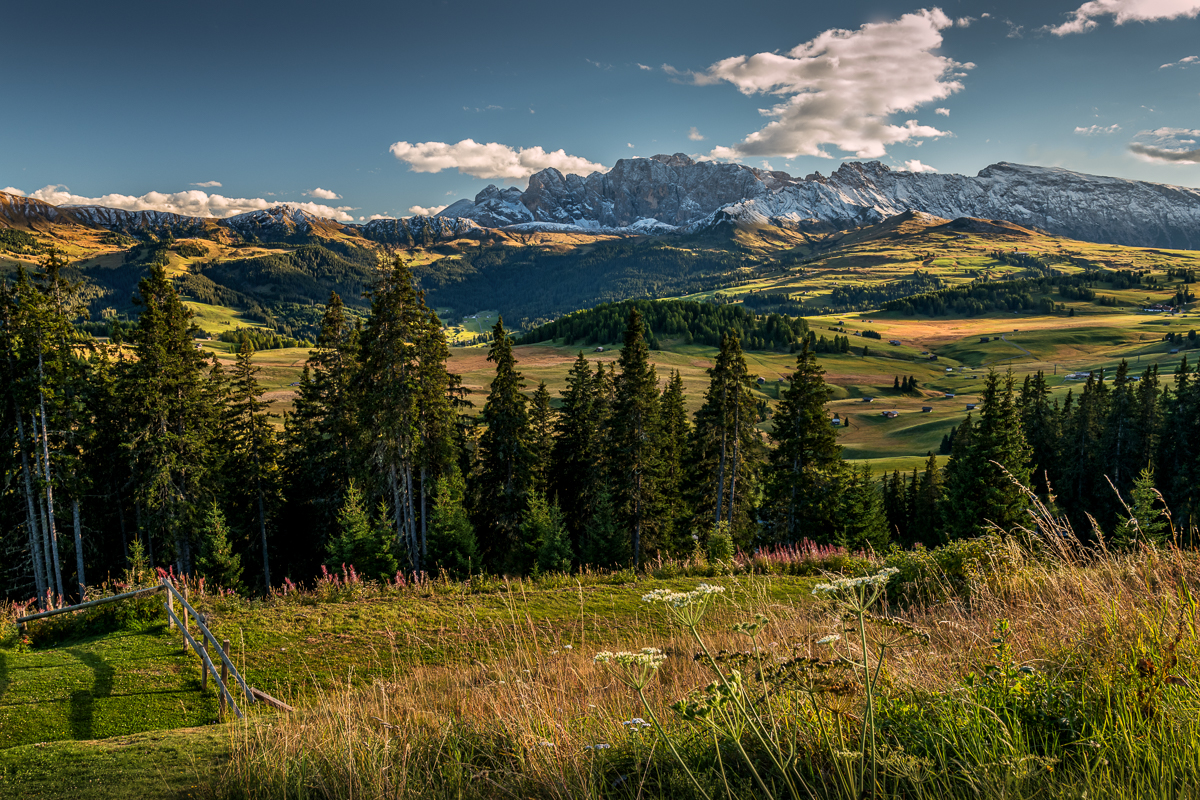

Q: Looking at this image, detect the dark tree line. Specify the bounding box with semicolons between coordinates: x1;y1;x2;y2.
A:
6;256;1198;606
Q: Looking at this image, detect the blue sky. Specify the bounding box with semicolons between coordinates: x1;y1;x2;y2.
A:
2;0;1198;221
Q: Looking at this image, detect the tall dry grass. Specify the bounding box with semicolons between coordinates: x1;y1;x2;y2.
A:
209;523;1200;799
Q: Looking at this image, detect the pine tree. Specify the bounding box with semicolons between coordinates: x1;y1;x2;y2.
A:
1017;370;1059;496
578;486;627;568
473;317;534;571
835;465;889;553
941;370;1033;538
124;264;218;576
529;381;555;495
689;333;764;550
526;491;573;574
765;340;844;543
426;467;479;579
911;452;943;545
327;480;397;581
609;309;662;568
1112;466;1169;548
658;370;693;554
229;344;280;588
552;353;600;552
283;292;360;575
195;502;243;590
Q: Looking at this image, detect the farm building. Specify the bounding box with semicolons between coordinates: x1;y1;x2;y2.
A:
862;396;875;403
966;403;977;410
881;410;900;418
979;337;990;343
944;392;956;398
889;339;901;346
922;406;933;412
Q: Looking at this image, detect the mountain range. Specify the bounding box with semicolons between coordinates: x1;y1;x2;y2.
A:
3;156;1199;251
440;155;1200;250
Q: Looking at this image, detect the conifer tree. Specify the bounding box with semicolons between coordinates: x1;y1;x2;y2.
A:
229;344;280;588
525;490;572;574
552;354;600;551
283;292;360;574
658;370;693;553
578;486;627;568
690;332;762;546
836;465;889;552
473;317;534;570
124;264;218;575
1112;466;1170;547
941;370;1033;538
426;467;478;579
1018;370;1059;495
195;501;243;590
327;480;397;581
911;452;943;545
529;381;554;495
765;340;843;543
609;309;662;568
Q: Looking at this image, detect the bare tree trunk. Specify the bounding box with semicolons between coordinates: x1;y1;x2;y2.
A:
16;413;47;608
36;406;64;603
714;427;727;528
71;497;86;601
114;483;128;562
257;483;270;588
38;492;54;602
633;475;641;571
420;466;427;568
390;461;404;548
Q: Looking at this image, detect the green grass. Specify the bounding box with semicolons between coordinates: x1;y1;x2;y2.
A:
0;726;228;800
0;624;217;751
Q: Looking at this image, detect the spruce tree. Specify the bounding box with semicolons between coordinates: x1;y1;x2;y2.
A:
229;344;280;588
941;370;1033;538
195;501;243;590
609;309;662;568
473;317;534;570
426;467;479;579
911;452;943;545
529;381;555;495
690;333;762;547
578;486;627;568
765;340;844;543
327;480;397;581
835;465;889;553
552;353;600;551
1112;466;1170;548
658;370;693;554
525;491;573;574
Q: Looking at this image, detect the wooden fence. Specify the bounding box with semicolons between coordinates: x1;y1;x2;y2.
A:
15;579;295;718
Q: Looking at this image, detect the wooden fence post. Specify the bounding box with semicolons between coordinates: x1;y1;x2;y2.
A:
200;640;208;691
181;585;190;652
220;639;230;716
167;583;175;630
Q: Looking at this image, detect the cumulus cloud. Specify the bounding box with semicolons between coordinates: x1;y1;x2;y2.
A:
1075;123;1122;135
368;214;392;221
902;159;939;173
407;204;448;217
1048;0;1200;35
956;16;976;26
637;63;653;70
3;187;26;196
1161;55;1200;67
190;180;222;188
935;107;950;116
627;142;634;147
1129;127;1200;162
688;127;705;141
22;185;357;221
682;9;968;160
389;139;608;180
305;187;342;200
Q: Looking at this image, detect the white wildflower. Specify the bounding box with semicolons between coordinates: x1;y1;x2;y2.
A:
816;634;841;645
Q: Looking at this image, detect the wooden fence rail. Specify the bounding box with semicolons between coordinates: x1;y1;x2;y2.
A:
161;578;256;711
16;585;165;632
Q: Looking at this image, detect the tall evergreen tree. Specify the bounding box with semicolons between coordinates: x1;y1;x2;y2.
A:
836;465;889;553
426;467;478;579
911;452;943;545
765;340;843;543
229;345;280;588
123;264;218;575
529;381;555;495
473;317;534;570
658;371;693;554
609;309;662;568
941;370;1033;538
690;333;762;546
552;353;600;552
1018;370;1060;496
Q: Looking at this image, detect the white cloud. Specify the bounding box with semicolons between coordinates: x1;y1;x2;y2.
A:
627;142;634;147
637;63;653;70
1161;55;1200;67
190;180;222;188
902;159;939;173
1129;127;1200;162
305;187;342;200
685;9;968;161
956;16;976;26
1048;0;1200;35
1074;123;1122;135
688;127;705;141
935;107;950;116
368;214;392;221
407;204;448;217
389;138;608;180
3;187;25;196
23;185;357;221
981;12;991;17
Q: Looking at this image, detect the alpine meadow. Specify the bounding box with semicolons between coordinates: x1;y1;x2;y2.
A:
7;1;1200;798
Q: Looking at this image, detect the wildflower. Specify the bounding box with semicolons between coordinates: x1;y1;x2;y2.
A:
643;583;726;626
563;644;573;651
811;568;899;596
595;648;666;689
537;741;554;747
585;743;612;750
816;634;841;646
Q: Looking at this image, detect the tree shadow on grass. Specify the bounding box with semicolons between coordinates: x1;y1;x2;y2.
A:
66;648;114;740
0;652;8;702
